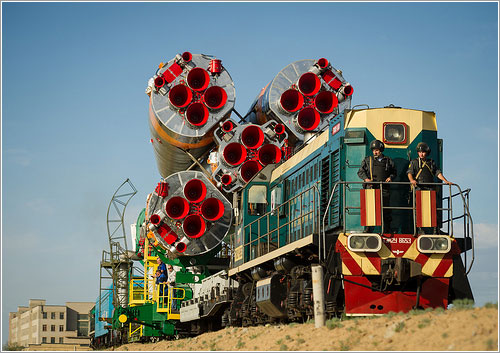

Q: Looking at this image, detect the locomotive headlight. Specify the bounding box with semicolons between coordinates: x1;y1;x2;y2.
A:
348;234;382;252
417;235;451;253
383;122;407;144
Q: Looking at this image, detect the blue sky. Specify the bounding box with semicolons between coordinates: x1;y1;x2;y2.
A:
1;1;498;345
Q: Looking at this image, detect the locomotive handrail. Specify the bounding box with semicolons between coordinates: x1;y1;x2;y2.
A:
322;180;474;273
241;185;321;262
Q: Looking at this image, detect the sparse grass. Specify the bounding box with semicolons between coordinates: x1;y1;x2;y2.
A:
486;339;495;350
297;338;305;344
249;333;259;340
326;318;344;330
288;322;297;327
306;318;315;324
277;339;283;345
122;347;129;351
339;340;350;351
235;339;245;349
484;302;498;309
209;342;218;351
442;332;449;339
280;344;289;351
418;318;431;329
177;341;185;348
451;298;475;309
285;334;293;341
394;321;405;332
217;334;222;339
408;309;425;316
384;311;397;318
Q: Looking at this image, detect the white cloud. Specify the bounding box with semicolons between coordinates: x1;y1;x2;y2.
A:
473;223;499;249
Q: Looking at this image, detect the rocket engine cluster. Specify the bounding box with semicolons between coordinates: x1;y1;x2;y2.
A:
142;51;352;259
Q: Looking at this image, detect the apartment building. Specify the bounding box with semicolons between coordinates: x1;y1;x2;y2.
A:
8;299;94;350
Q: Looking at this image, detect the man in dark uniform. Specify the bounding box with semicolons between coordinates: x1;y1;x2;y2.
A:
407;142;452;234
358;139;396;233
407;142;452;189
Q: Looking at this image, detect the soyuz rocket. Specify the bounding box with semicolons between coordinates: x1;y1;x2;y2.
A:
141;51;353;259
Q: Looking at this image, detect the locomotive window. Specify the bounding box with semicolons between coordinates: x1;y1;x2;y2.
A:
248;185;267;216
383;122;407;144
314;164;317;180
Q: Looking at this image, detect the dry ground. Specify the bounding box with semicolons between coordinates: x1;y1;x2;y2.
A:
109;305;498;351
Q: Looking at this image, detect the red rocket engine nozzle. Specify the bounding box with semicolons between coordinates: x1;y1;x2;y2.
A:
241;125;265;149
274;123;285;135
298;72;321;96
182;51;193;62
201;197;225;221
183;214;206;238
183;179;207;203
258;144;282;166
317;58;329;69
154;76;166;89
314;91;338;114
221;174;232;185
223;142;247;166
187;67;210;91
168;84;192;108
222;120;234;132
203;86;227;110
186;102;209;127
343;85;354;96
150;214;162;225
165;196;190;220
240;160;263;182
297;107;321;131
176;242;187;253
279;89;304;113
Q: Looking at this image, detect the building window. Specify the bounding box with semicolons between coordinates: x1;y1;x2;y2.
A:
59;325;64;332
59;312;64;320
42;312;47;319
51;325;55;332
42;325;47;332
59;337;64;344
51;337;55;344
77;320;89;336
42;337;47;343
51;312;56;319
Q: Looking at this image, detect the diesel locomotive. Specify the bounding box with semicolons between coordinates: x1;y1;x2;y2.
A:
91;52;474;345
